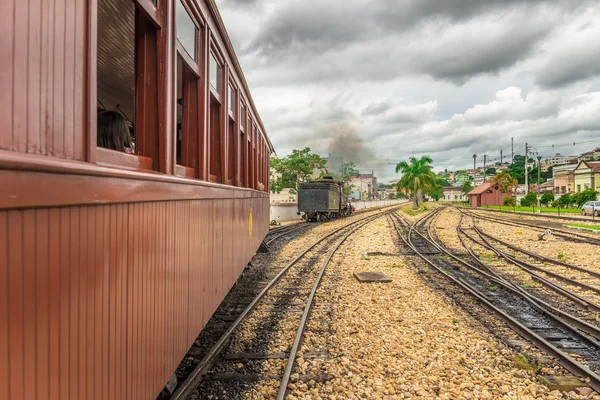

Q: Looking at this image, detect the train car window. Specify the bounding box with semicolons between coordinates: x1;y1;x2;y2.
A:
209;51;223;182
176;0;198;61
210;54;221;93
174;1;201;178
96;0;158;171
227;84;236;184
240;104;247;187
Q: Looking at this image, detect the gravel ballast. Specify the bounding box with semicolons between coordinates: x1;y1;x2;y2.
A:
247;214;592;399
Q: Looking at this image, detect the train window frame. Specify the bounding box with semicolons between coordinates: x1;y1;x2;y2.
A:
174;0;203;179
208;44;225;183
94;0;163;172
239;100;248;187
227;81;238;185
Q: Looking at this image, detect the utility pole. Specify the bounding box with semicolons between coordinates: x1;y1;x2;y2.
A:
511;137;514;164
537;155;542;207
500;149;503;164
524;143;529;194
483;155;487;182
472;154;477;171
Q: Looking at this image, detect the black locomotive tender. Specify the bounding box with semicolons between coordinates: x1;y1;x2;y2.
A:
298;176;352;222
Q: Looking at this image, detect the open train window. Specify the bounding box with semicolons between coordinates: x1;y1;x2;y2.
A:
96;0;159;171
175;0;201;178
209;51;223;183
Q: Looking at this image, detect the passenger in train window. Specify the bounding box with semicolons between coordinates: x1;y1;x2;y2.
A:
97;111;135;154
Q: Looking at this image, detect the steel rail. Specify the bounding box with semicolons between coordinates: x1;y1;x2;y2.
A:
170;208;394;400
266;225;307;246
390;211;600;392
432;209;600;341
453;221;600;342
463;208;600;245
457;209;600;310
465;218;600;279
276;214;382;399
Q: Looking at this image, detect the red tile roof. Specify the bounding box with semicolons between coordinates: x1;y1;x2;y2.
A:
467;182;491;195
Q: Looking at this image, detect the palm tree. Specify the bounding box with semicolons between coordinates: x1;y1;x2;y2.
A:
395;155;436;210
491;172;518;194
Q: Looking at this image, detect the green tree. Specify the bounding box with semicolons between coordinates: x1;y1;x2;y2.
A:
520;192;538;207
540;192;555;207
558;193;573;208
485;167;497;175
270;148;327;194
395;156;436;210
572;189;598;208
461;181;473;196
491;172;518;193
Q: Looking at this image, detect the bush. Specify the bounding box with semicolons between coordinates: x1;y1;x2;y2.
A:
520;192;538;207
540;192;555;207
551;200;559;208
503;196;517;207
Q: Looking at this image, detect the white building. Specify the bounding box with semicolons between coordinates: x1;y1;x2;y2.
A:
546;153;566;166
439;186;467;202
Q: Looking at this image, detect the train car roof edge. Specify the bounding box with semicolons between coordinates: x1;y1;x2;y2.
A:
206;0;275;155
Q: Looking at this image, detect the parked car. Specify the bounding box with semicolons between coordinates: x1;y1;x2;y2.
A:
582;201;600;216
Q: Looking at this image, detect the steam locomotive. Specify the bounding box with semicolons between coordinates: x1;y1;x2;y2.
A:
297;177;352;221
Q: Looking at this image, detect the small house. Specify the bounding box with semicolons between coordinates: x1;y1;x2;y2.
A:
468;182;511;207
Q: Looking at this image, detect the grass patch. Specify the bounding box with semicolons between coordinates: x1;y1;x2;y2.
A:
564;223;600;231
478;205;581;214
402;202;430;215
437;254;450;260
452;318;459;324
480;252;498;263
487;285;498;291
520;281;542;288
362;256;371;261
514;354;541;372
557;251;566;262
385;263;405;268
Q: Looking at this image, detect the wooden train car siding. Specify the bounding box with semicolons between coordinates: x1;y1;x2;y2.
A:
0;0;88;160
1;0;273;398
1;197;268;400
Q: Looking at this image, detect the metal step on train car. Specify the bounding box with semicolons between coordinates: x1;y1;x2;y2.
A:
298;176;351;221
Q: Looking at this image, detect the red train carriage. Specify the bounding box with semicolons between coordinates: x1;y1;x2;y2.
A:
0;0;273;398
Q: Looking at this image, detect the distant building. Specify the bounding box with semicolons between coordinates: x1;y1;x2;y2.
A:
270;188;297;205
538;179;554;194
454;174;470;186
566;155;579;164
349;172;378;200
573;161;600;193
468;182;511;207
552;164;576;194
579;148;600;162
546;153;566;165
439;186;466;202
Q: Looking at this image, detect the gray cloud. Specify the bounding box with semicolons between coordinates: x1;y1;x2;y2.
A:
216;0;600;181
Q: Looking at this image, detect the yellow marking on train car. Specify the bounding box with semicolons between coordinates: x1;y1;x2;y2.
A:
249;207;253;238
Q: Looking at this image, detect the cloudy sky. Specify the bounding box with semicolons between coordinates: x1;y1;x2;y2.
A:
216;0;600;182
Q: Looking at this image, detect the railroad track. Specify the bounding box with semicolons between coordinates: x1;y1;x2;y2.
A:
389;210;600;393
462;208;600;246
168;208;395;399
455;209;600;312
265;223;310;246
